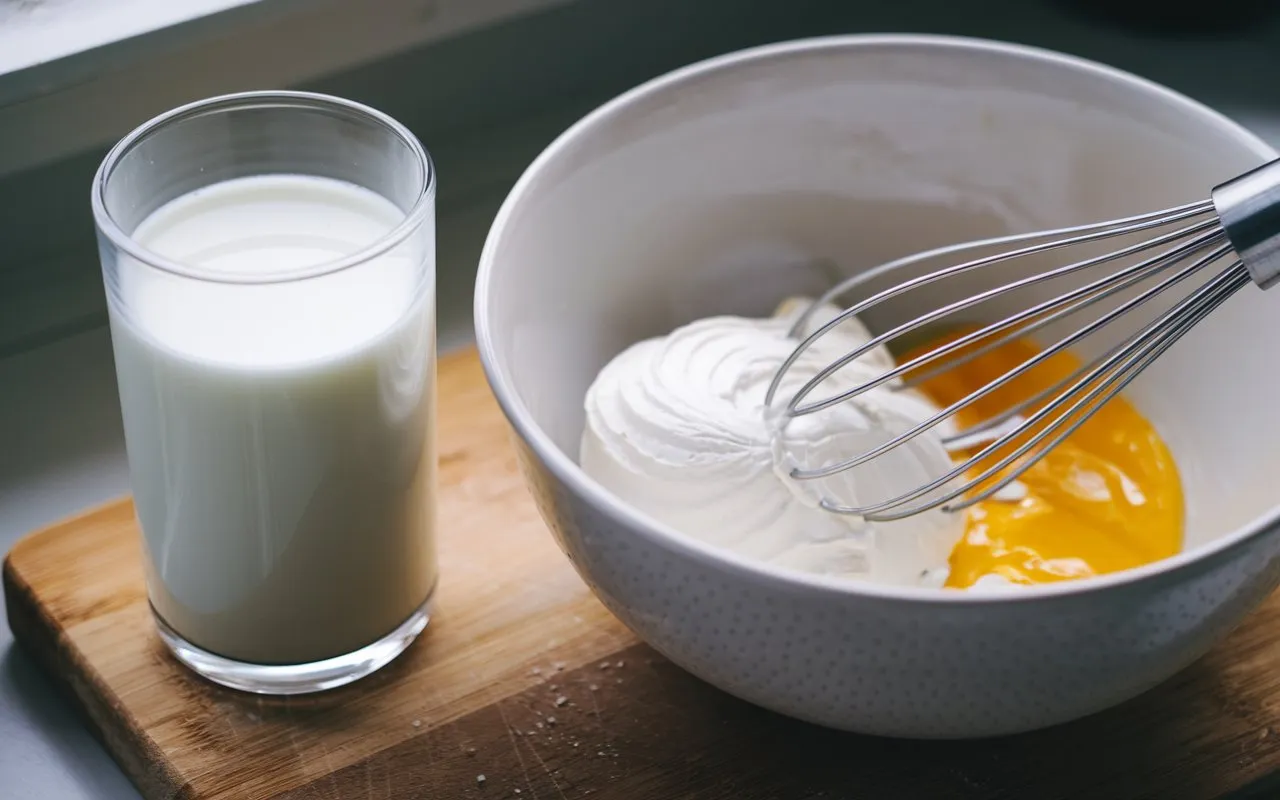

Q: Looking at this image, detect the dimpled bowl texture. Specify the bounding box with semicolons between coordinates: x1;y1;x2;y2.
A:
474;34;1280;738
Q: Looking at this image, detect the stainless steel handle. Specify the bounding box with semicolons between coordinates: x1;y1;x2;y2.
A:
1213;158;1280;290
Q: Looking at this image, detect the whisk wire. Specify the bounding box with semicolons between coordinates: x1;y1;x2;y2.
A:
894;229;1228;391
818;258;1247;520
787;239;1232;481
774;212;1222;416
802;223;1227;412
943;261;1251;513
943;249;1235;443
787;198;1218;340
782;158;1280;524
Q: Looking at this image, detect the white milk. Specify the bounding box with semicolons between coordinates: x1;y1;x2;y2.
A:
108;174;437;665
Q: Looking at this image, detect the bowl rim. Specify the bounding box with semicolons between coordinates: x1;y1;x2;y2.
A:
475;32;1280;605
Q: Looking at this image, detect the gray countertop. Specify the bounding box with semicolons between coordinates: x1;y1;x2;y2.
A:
4;10;1280;798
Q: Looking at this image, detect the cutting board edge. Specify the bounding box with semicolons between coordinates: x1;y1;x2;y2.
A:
5;532;192;800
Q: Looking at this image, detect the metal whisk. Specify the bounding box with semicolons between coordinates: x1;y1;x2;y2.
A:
765;158;1280;522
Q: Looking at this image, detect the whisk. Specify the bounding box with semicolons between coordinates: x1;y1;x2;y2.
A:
765;158;1280;522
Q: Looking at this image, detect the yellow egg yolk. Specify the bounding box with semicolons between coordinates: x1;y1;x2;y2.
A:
903;329;1184;588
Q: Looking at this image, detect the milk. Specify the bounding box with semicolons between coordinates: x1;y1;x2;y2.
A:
107;174;436;665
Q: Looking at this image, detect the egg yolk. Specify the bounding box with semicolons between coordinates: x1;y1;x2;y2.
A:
903;328;1184;588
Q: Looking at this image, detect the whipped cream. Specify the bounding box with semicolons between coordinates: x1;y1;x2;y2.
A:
580;298;967;586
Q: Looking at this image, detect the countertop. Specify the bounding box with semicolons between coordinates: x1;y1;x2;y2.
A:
5;10;1280;798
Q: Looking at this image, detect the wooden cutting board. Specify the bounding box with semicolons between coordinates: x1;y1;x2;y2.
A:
7;347;1280;800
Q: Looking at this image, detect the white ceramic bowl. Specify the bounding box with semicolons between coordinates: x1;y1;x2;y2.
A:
474;34;1280;738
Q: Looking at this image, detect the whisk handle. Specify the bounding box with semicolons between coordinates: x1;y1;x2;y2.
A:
1213;158;1280;290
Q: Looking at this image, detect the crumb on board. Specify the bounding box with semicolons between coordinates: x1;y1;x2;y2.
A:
477;774;486;785
555;696;569;707
411;719;422;728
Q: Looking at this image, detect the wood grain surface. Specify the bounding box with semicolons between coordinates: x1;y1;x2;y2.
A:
6;348;1280;800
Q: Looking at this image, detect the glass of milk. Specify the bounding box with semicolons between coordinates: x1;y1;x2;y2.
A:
90;91;437;695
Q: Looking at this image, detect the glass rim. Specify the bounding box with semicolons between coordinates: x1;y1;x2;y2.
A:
90;90;436;285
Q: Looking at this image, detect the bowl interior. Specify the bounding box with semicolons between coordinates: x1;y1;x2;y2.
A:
479;36;1278;555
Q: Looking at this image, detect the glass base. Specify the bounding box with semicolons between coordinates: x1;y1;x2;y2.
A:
153;595;432;695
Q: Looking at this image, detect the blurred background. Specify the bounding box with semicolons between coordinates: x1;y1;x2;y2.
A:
1;1;1278;797
3;0;1280;360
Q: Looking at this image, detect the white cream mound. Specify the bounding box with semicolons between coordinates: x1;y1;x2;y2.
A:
580;298;970;587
